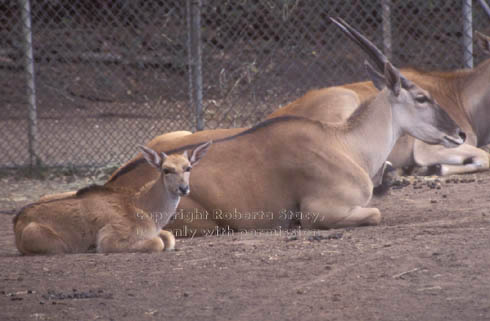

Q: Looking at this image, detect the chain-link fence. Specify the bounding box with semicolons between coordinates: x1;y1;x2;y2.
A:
1;0;489;168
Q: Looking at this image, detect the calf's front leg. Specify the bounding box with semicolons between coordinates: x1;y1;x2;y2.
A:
97;225;164;253
159;230;176;251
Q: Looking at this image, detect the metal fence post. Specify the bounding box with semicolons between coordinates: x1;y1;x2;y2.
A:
20;0;40;167
462;0;473;68
382;0;392;60
187;0;204;131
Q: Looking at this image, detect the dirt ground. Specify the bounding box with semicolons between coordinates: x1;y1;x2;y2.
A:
0;170;490;321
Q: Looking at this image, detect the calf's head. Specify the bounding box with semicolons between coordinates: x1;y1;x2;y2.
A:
139;141;212;196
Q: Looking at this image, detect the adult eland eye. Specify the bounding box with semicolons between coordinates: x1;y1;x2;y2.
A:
185;166;192;172
163;168;171;174
415;95;430;104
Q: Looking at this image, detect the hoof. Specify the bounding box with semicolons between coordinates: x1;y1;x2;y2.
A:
373;162;397;196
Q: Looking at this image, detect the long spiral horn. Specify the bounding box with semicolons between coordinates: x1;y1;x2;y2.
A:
329;17;411;87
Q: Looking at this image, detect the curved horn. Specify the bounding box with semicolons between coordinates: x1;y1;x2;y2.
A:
329;17;388;73
477;0;490;18
329;17;411;87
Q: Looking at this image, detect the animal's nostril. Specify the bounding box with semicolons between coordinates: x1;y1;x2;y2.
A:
458;130;466;142
179;186;189;195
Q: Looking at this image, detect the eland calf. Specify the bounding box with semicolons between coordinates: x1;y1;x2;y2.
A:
13;142;211;255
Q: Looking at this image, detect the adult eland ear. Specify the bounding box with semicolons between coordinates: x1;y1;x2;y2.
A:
384;62;401;97
189;141;212;166
364;60;386;91
139;145;163;169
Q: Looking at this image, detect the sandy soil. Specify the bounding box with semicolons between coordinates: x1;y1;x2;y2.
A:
0;171;489;321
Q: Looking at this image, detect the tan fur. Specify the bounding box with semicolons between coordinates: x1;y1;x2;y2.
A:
146;131;193;145
13;145;210;255
268;87;361;124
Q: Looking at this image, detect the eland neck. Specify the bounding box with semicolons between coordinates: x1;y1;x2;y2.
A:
341;90;400;179
133;176;181;229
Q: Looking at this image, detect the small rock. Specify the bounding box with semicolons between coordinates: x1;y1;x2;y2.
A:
427;181;441;189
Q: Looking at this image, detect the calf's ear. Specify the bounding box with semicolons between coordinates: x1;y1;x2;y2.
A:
189;141;212;166
139;145;165;169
